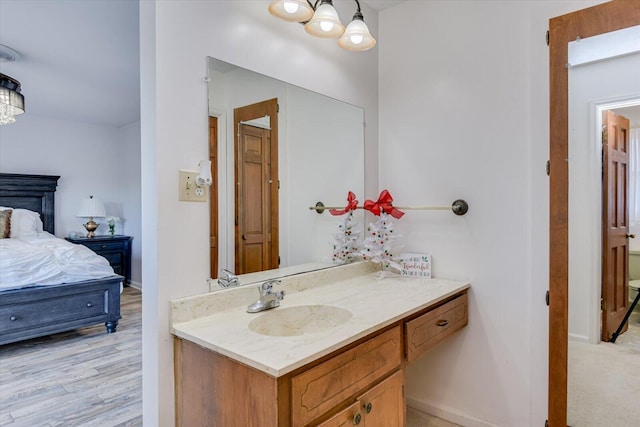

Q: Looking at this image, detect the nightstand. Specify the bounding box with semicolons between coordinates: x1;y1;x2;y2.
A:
66;235;133;285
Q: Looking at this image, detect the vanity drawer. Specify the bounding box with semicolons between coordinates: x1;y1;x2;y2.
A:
291;326;402;426
405;292;468;363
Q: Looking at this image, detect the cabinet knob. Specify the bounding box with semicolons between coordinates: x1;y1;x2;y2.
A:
101;244;107;249
436;319;449;327
352;413;362;425
10;316;17;321
86;303;93;308
364;402;372;414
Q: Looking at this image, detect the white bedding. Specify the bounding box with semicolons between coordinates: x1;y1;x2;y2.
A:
0;232;117;291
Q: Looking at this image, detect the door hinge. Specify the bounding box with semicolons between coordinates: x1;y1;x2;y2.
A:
546;30;550;46
277;103;280;113
601;298;606;311
545;290;550;306
546;160;550;176
278;256;281;266
545;420;548;427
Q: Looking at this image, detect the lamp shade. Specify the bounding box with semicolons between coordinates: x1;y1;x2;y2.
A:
305;1;345;38
268;0;314;22
77;196;106;218
338;13;376;51
0;73;25;126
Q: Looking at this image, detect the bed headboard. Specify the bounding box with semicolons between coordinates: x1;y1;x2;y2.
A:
0;173;60;234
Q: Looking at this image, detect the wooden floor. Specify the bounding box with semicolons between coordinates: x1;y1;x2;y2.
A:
0;287;142;427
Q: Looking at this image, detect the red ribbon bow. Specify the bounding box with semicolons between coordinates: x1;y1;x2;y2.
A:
364;190;404;219
329;191;358;216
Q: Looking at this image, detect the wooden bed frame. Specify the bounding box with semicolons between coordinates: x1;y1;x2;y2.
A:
0;173;123;345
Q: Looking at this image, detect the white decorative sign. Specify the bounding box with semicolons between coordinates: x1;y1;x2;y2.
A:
399;253;432;278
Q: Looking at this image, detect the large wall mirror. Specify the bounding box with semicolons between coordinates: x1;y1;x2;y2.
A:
207;57;365;289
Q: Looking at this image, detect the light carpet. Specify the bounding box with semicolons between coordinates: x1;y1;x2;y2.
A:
568;313;640;427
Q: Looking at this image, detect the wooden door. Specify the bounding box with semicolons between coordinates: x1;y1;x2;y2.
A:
234;99;279;274
209;116;218;279
601;110;630;341
549;2;640;425
237;123;272;273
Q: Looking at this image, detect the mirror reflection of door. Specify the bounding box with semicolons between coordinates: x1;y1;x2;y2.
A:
601;110;631;341
234;98;279;274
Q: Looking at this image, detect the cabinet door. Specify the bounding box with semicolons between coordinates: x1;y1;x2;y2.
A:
359;370;405;427
317;371;404;427
317;402;362;427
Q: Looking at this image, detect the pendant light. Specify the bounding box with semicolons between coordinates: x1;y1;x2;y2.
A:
0;45;24;126
338;9;376;51
0;73;24;125
268;0;376;51
268;0;314;22
304;1;345;38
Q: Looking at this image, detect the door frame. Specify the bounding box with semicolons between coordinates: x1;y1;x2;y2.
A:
209;116;219;279
548;1;640;425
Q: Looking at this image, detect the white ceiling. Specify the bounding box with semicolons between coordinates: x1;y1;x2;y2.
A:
362;0;406;11
0;0;403;129
0;0;140;128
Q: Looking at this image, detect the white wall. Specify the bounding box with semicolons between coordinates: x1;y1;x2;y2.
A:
0;114;143;285
120;121;143;286
378;1;604;426
139;1;378;425
568;53;640;343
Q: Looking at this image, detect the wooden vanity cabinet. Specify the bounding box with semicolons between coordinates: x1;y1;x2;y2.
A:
174;290;468;427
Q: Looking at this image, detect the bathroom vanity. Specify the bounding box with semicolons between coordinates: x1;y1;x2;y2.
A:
171;262;469;426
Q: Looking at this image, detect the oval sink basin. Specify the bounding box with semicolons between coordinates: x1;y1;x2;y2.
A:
248;305;352;337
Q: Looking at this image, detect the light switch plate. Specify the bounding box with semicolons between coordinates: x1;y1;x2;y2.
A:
178;170;207;202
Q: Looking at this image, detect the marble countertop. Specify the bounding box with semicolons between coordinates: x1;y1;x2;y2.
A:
171;263;469;377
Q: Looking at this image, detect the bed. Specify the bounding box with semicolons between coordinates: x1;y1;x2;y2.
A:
0;173;123;345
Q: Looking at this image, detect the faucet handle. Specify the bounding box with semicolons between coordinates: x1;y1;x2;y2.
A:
275;290;286;300
260;279;281;295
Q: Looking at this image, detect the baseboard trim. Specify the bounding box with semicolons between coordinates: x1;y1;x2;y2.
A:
127;281;142;291
406;396;497;427
568;332;590;343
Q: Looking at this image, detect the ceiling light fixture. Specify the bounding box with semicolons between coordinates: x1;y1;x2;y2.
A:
0;73;24;126
0;45;25;126
268;0;376;51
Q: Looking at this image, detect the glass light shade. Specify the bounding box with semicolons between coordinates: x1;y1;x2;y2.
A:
77;196;106;218
305;2;345;38
338;17;376;51
0;74;25;126
268;0;314;22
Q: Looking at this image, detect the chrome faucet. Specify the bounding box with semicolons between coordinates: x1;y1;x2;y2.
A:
247;280;285;313
218;269;240;288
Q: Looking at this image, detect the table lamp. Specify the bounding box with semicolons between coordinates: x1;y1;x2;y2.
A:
77;195;106;237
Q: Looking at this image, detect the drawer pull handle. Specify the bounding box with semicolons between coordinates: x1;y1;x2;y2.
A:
10;316;17;321
364;402;372;414
86;303;93;308
101;245;107;249
436;319;449;327
352;413;362;425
